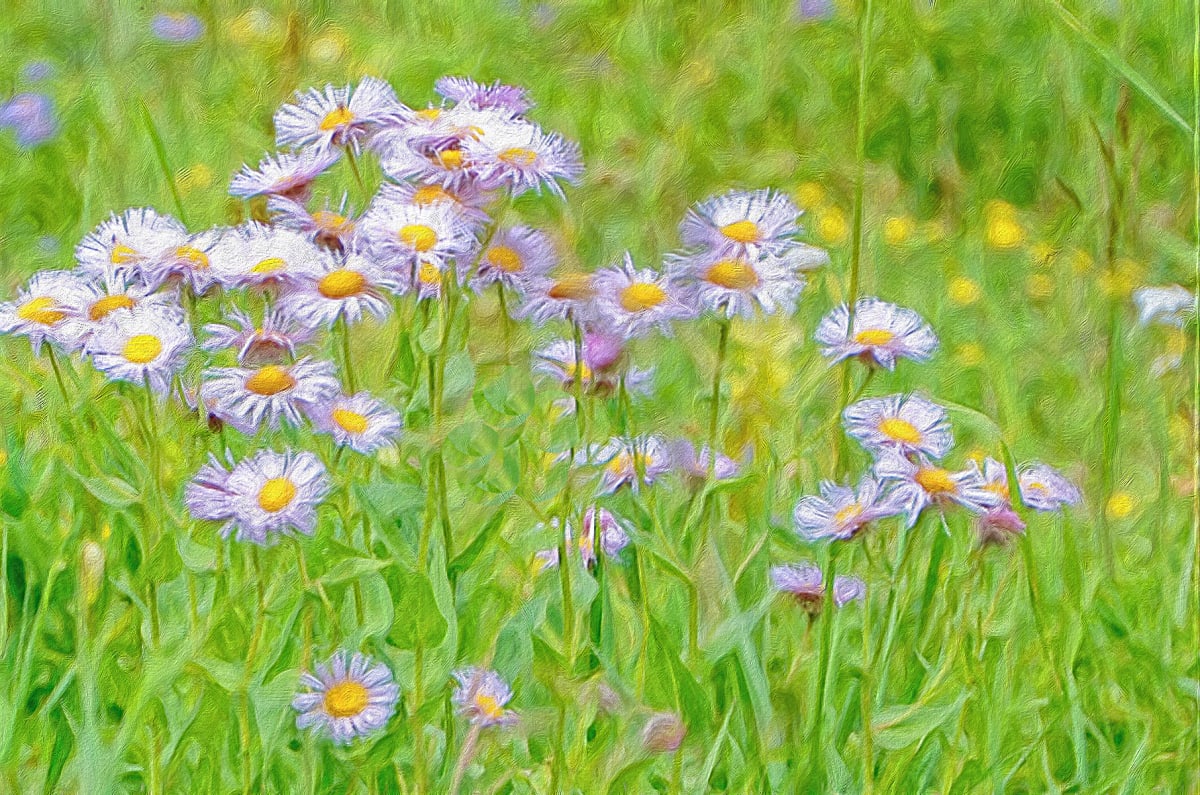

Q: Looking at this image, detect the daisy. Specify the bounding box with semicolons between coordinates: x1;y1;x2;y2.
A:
680;189;802;256
276;252;402;328
0;270;93;353
874;452;1001;529
269;195;360;254
512;270;596;325
200;357;341;434
1132;285;1196;328
967;457;1028;544
594;435;671;494
380;179;491;224
464;119;582;198
815;297;938;370
535;507;631;570
201;307;315;365
358;186;479;272
309;392;403;454
86;306;193;392
275;77;405;152
1017;462;1082;512
229;148;340;201
141;229;225;294
532;337;652;399
64;270;180;332
770;562;865;614
674;246;818;318
668;440;742;484
471;226;556;291
185;448;328;544
591;253;694;338
377;135;481;191
293;650;399;744
435;76;533;114
793;475;899;541
843;393;953;460
452;667;517;728
75;208;188;281
208;223;333;291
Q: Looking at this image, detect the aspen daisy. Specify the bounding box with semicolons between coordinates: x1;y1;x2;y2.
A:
815;297;938;370
377;134;480;191
464;119;582;198
309;392;403;453
1132;285;1196;328
471;226;556;291
86;306;193;392
201;308;315;365
359;187;479;272
75;207;188;281
276;252;401;328
512;270;596;325
269;195;360;253
0;270;92;353
770;562;865;614
594;435;671;494
680;189;802;256
381;179;491;224
1017;462;1082;512
141;229;224;294
591;253;694;338
793;475;900;541
435;76;534;114
873;452;1001;528
275;77;405;152
293;650;400;744
843;393;953;460
200;357;340;434
208;223;333;291
64;273;182;351
674;246;817;318
975;457;1027;544
452;667;517;728
185;448;329;544
229;148;340;201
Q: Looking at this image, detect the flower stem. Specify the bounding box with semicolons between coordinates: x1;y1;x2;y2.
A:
44;345;70;405
706;319;730;462
338;315;356;393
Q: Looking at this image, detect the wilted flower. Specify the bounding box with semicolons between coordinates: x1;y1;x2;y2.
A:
669;440;742;485
815;297;938;370
452;667;517;728
269;195;360;253
293;650;399;744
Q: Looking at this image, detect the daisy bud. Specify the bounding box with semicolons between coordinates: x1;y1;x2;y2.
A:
80;541;105;606
641;712;686;753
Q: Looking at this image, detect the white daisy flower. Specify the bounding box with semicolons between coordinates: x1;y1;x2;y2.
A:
512;271;596;325
471;226;556;292
1017;462;1082;512
208;223;334;291
873;452;1001;529
63;271;183;349
75;207;188;281
770;562;865;613
1132;284;1197;328
275;77;405;153
674;245;819;318
680;189;802;256
87;306;193;393
309;392;403;454
269;195;360;254
380;179;491;224
377;135;479;191
843;393;953;460
0;270;94;353
590;253;695;339
185;448;329;544
293;650;399;744
141;229;225;294
452;667;517;728
815;297;938;370
463;119;582;198
276;252;402;328
229;148;340;200
435;76;533;114
201;307;315;365
200;357;340;434
793;475;900;541
359;186;479;273
594;435;671;494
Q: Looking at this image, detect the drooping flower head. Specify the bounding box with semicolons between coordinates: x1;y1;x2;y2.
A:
452;667;517;728
293;650;399;744
816;297;938;370
464;119;582;199
681;189;802;256
674;245;820;319
843;393;953;461
75;208;188;281
1018;462;1082;512
200;357;341;434
435;76;534;114
277;252;402;328
974;457;1027;544
472;226;557;291
873;452;1001;529
0;270;92;353
793;475;900;541
309;392;404;454
86;306;193;393
770;562;865;615
184;448;329;544
591;253;694;338
275;77;405;153
201;307;315;366
229;148;340;201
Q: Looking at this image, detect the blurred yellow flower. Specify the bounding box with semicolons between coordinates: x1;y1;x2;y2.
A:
956;342;984;366
177;163;214;195
1099;258;1143;299
1026;273;1054;300
0;449;7;468
921;219;947;243
1105;492;1136;519
227;8;279;45
310;30;347;63
1069;248;1094;274
1031;242;1055;267
817;207;848;245
985;211;1024;250
883;215;915;246
949;276;981;305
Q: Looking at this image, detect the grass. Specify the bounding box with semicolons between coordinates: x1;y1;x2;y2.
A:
0;0;1197;792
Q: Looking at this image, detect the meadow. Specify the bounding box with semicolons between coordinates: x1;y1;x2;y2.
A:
0;0;1196;793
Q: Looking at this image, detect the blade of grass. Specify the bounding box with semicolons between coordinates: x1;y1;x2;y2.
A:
138;99;190;227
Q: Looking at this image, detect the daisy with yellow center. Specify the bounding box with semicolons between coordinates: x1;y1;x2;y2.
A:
359;187;479;275
274;76;403;152
452;667;517;728
591;253;693;339
676;244;823;318
277;253;400;328
200;357;340;435
74;207;188;282
794;475;900;541
141;230;223;294
209;223;334;290
311;392;403;454
816;297;938;370
873;452;1001;529
843;393;953;460
594;436;671;494
472;226;556;291
0;270;93;353
463;118;582;199
201;307;315;366
229;147;339;201
1017;462;1081;512
87;305;193;393
293;651;399;744
680;188;802;255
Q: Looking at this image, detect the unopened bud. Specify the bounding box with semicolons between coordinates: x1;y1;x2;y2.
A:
641;712;685;753
80;541;105;606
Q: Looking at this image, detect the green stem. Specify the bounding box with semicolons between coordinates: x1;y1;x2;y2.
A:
809;546;839;775
45;345;70;405
706;319;730;462
339;315;357;394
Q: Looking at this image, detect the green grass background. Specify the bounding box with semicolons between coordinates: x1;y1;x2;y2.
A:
0;0;1196;792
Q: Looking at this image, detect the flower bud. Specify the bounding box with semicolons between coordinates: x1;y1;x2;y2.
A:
641;712;685;753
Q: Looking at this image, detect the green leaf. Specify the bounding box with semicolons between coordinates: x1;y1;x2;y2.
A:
318;556;390;586
388;568;447;650
874;693;969;751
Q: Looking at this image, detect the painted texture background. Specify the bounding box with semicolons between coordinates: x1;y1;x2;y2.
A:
0;0;1196;792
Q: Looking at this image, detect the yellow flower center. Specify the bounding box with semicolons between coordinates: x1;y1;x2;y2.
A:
251;257;286;275
985;482;1011;500
473;693;505;720
499;147;538;166
486;245;523;273
313;211;350;231
877;417;922;444
332;407;369;435
833;504;863;526
175;246;210;270
548;273;594;301
318;105;354;131
89;294;135;321
619;282;667;312
17;296;65;326
704;258;759;290
720;219;760;244
915;467;957;495
110;244;138;264
607;451;652;476
122;334;162;364
418;262;443;286
854;329;895;346
258;477;297;513
399;224;438;253
1025;481;1046;493
323;680;369;718
435;148;464;169
416;107;442;121
318;268;367;299
245;365;296;396
567;362;593;382
412;184;454;205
